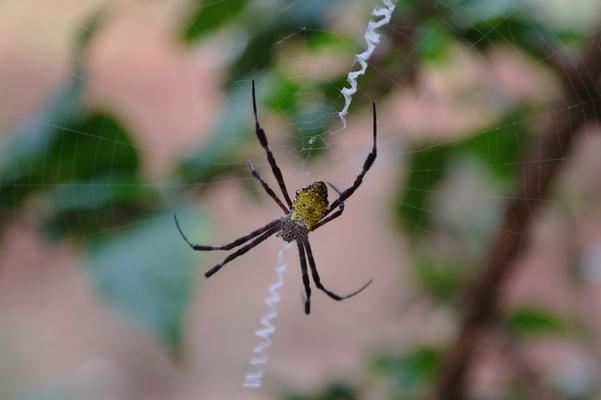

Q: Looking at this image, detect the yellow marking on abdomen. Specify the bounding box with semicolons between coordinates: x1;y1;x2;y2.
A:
291;182;329;230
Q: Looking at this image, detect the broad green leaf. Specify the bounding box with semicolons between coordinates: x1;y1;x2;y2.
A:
284;382;356;400
395;144;454;233
459;110;531;186
444;1;576;62
0;12;140;226
503;307;572;337
180;0;248;43
227;0;338;83
177;75;271;185
415;21;453;63
74;8;107;67
42;174;161;239
373;347;442;398
265;75;301;114
414;257;462;304
306;31;353;52
0;109;139;210
0;76;84;209
395;110;531;236
85;208;209;355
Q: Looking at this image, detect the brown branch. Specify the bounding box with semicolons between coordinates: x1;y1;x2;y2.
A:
433;29;601;400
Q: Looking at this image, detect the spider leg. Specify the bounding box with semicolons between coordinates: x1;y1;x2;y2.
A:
297;241;312;314
303;239;373;301
326;103;377;214
311;182;344;231
246;160;289;213
252;80;293;208
205;226;280;277
174;213;280;251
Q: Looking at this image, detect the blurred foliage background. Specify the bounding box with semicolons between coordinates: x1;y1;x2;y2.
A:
1;0;601;399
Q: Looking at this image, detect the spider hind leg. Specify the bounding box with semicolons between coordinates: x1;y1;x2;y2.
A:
303;239;373;301
297;241;312;314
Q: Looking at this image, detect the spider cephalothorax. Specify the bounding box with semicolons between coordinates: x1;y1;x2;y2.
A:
174;81;377;314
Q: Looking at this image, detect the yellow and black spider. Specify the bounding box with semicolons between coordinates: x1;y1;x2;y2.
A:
174;81;377;314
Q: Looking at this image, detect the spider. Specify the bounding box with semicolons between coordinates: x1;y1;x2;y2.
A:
174;81;377;314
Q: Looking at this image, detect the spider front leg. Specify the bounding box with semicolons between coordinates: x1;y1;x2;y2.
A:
251;80;293;208
246;160;289;213
303;239;373;301
326;103;377;214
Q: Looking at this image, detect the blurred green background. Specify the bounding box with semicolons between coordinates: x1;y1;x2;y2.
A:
1;0;601;399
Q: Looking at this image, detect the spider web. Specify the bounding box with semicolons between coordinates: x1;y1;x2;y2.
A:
1;0;601;399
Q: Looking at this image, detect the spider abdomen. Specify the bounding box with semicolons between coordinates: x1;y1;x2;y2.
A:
291;182;328;230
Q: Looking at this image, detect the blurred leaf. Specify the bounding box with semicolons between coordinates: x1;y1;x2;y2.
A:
395;110;531;236
180;0;248;43
277;0;340;28
459;112;530;186
284;382;356;400
42;174;161;239
415;21;453;63
0;77;84;209
444;0;574;62
265;75;302;114
227;0;338;83
306;31;353;52
0;107;139;210
86;208;208;356
177;79;258;185
75;8;107;65
395;144;454;233
503;307;571;337
374;347;442;398
414;257;461;304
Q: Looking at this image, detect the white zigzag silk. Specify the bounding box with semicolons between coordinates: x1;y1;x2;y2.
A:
338;0;396;128
243;242;293;389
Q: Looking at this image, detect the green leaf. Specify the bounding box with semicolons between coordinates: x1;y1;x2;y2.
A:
459;111;531;186
284;382;356;400
0;108;140;210
42;174;161;239
75;8;107;66
416;21;453;63
226;1;337;82
85;208;209;355
414;257;461;304
374;347;442;397
180;0;248;43
395;144;454;233
0;76;84;209
444;0;574;62
503;307;571;337
176;79;257;185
